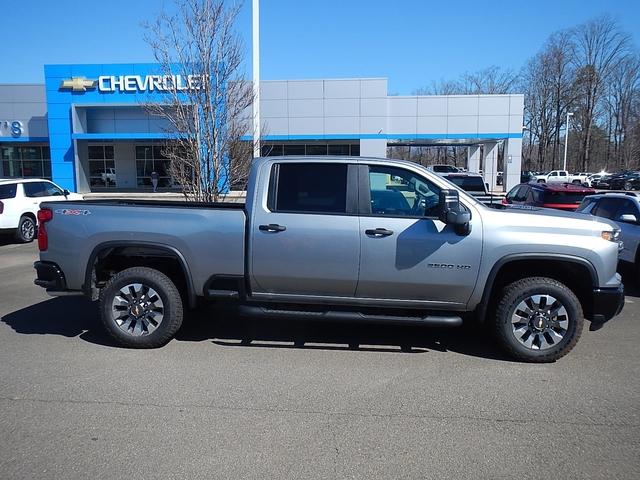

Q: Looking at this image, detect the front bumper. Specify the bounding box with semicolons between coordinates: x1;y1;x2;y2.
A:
589;285;624;329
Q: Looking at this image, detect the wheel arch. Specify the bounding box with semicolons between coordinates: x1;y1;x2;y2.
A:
476;254;597;324
84;241;197;309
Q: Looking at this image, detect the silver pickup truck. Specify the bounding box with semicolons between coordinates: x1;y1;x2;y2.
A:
34;156;624;362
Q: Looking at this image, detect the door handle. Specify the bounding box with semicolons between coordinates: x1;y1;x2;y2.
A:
365;228;394;237
259;224;287;232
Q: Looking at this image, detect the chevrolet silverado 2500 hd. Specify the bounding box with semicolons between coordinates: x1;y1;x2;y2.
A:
34;156;625;362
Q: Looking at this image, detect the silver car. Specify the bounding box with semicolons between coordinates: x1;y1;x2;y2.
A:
577;192;640;270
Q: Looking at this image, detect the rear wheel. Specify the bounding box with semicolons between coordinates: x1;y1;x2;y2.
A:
493;277;583;362
537;179;545;183
572;179;581;185
624;181;632;191
99;267;183;348
15;215;36;243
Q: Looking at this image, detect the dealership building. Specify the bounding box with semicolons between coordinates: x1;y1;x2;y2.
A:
0;63;524;193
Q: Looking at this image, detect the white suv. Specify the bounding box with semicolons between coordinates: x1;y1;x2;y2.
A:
0;178;83;242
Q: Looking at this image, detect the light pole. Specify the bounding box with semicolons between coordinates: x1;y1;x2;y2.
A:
252;0;260;158
563;112;573;171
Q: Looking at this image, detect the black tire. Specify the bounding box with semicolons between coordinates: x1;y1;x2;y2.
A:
624;181;632;191
99;267;183;348
15;215;36;243
572;179;581;185
537;179;545;183
493;277;583;362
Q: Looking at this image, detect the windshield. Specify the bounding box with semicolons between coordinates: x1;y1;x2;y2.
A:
444;175;486;192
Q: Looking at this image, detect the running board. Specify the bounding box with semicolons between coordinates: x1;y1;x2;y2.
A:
236;305;463;327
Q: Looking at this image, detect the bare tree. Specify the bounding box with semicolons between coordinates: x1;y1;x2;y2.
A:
605;53;640;170
143;0;255;201
571;15;631;171
414;66;518;96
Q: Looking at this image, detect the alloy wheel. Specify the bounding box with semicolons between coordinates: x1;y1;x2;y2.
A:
110;283;164;336
511;294;569;350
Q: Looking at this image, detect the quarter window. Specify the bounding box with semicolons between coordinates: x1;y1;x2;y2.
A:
272;163;348;214
0;183;17;199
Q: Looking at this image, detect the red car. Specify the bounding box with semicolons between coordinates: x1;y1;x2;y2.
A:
503;182;596;211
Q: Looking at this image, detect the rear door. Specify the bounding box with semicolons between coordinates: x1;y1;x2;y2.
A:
249;162;361;297
0;183;20;228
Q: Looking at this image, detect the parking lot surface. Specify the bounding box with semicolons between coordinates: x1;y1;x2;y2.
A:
1;239;639;479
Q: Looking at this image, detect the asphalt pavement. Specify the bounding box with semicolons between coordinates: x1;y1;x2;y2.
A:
0;238;638;479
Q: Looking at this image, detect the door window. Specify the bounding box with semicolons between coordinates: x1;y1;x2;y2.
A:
23;182;61;198
366;165;441;217
592;198;623;219
613;199;640;222
271;163;348;214
0;183;17;199
513;186;529;202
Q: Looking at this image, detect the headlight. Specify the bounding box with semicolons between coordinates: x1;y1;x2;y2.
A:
601;230;620;242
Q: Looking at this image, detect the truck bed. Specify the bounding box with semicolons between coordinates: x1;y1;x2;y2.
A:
39;199;247;296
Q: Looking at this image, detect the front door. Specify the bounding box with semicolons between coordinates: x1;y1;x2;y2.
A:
250;162;360;297
356;164;483;307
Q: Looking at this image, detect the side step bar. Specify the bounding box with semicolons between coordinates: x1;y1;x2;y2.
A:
236;305;463;327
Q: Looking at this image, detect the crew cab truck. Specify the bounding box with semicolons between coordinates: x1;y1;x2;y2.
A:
34;156;625;362
534;170;589;185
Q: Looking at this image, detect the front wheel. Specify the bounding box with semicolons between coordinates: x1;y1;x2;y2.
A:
99;267;183;348
537;179;545;183
493;277;583;362
624;181;632;191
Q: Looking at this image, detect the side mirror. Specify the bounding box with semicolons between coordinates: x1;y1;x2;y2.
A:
63;189;70;197
619;214;638;224
439;189;471;235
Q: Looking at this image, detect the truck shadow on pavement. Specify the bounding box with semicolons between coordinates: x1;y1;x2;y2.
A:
1;296;511;361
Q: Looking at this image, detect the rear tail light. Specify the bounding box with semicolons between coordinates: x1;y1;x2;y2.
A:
37;208;53;251
501;197;508;205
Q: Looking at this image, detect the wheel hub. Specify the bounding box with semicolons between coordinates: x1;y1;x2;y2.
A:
111;283;164;336
511;294;569;350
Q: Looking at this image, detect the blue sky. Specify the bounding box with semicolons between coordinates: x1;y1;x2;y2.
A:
1;0;638;94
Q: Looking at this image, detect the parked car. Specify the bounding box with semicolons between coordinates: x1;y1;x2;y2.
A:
441;172;503;206
533;170;589;185
0;178;83;242
591;174;614;189
427;165;461;174
34;156;624;362
577;192;640;275
520;170;536;183
503;182;596;211
584;173;608;188
607;171;640;191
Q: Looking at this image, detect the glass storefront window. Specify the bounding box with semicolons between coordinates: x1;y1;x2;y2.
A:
259;143;360;158
88;144;116;188
135;144;175;189
0;145;51;179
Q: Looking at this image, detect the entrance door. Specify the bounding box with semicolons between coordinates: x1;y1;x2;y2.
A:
250;162;360;297
356;164;483;306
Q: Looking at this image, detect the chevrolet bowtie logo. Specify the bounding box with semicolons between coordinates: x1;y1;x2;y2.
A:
59;77;97;92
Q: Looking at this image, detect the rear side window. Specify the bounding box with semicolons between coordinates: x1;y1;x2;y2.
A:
444;176;486;192
0;183;17;199
272;163;348;214
545;191;588;204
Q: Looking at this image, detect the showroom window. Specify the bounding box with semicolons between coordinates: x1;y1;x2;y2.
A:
0;145;51;179
88;145;116;188
135;145;173;188
261;143;360;157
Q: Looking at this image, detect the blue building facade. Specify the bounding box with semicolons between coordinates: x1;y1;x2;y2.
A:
0;63;524;192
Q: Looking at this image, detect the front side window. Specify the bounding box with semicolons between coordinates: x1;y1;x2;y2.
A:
367;165;441;217
23;182;50;198
272;163;348;214
592;198;623;220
